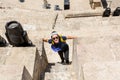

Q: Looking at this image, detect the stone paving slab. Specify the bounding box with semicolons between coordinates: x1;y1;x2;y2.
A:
83;61;120;80
45;72;76;80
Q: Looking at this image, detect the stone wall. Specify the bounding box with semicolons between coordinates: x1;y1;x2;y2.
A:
33;42;48;80
0;41;48;80
72;39;81;80
74;35;120;80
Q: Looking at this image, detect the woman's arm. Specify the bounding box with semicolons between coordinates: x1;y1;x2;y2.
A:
66;36;77;39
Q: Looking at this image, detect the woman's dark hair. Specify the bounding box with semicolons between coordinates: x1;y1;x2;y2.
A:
51;31;57;33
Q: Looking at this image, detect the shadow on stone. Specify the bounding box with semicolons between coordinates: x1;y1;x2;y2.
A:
40;63;55;80
45;63;55;72
0;35;8;47
57;61;72;65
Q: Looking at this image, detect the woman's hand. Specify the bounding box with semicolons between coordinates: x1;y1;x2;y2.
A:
42;38;48;42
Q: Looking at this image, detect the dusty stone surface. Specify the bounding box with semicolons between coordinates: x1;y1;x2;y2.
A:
45;63;77;80
0;48;11;64
0;47;36;80
1;0;120;80
83;61;120;80
5;47;36;76
0;65;23;80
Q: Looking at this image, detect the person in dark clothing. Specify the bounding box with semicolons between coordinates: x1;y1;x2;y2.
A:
43;31;76;64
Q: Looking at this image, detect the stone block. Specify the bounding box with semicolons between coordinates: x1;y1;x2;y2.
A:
0;65;22;80
5;47;36;78
0;65;33;80
0;40;49;80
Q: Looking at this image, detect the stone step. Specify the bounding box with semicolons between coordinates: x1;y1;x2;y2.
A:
45;71;76;80
44;62;77;80
50;63;72;72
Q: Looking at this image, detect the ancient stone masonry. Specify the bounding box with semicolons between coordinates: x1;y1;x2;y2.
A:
1;0;120;80
0;42;48;80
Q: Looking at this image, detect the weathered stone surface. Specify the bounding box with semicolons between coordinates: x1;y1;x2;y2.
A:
45;63;77;80
0;65;22;80
0;9;57;31
0;47;12;64
0;42;48;80
0;0;44;11
5;47;36;75
2;47;36;80
1;0;120;80
83;61;120;80
76;36;120;65
77;37;114;64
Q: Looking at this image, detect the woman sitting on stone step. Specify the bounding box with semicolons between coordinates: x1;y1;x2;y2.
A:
43;31;76;64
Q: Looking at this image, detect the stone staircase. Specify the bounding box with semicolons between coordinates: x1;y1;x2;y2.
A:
44;63;77;80
42;39;76;80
